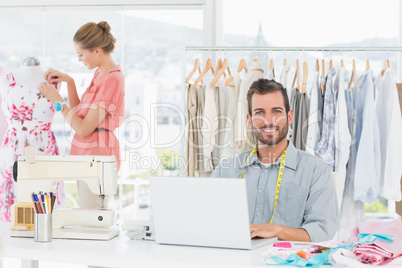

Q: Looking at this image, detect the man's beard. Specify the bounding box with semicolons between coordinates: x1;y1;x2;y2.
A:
252;120;288;146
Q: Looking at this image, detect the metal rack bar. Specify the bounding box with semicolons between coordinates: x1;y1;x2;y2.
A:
185;46;402;52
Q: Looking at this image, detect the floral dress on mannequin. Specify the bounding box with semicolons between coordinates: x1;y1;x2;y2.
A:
0;71;65;222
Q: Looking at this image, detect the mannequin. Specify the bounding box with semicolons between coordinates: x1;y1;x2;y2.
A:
0;57;65;222
13;57;46;87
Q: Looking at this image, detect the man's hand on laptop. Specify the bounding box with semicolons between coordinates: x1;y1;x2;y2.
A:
250;223;311;242
250;223;279;239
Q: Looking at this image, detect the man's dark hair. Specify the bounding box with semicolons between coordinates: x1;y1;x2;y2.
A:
247;79;290;116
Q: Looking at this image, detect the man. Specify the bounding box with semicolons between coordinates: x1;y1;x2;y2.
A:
211;79;339;242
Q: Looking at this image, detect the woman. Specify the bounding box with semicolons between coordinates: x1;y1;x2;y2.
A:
40;21;125;209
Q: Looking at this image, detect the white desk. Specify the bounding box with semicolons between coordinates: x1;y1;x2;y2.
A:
1;223;274;268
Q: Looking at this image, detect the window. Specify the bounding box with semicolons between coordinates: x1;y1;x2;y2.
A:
0;5;203;222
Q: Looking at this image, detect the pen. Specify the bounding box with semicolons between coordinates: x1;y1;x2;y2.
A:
34;193;41;214
41;194;47;214
51;194;56;213
49;192;53;213
31;193;38;213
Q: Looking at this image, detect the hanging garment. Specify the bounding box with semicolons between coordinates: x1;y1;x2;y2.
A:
334;67;351;206
234;59;263;152
185;84;198;176
315;68;337;170
279;65;291;90
288;87;300;141
338;86;365;241
0;72;62;222
195;85;207;177
318;75;326;133
354;70;381;204
201;82;220;174
305;71;322;156
375;68;402;201
294;91;309;150
221;72;242;159
266;67;275;80
212;82;231;168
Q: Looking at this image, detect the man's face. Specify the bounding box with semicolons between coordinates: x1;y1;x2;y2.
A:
247;91;293;146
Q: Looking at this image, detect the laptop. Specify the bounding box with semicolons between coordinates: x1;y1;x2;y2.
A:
149;176;277;250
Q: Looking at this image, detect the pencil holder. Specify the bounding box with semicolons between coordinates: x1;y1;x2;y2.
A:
34;213;52;242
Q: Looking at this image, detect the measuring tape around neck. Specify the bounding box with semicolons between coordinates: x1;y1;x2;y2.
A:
239;148;287;223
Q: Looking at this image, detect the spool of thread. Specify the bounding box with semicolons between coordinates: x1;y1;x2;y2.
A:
296;250;307;259
25;146;36;164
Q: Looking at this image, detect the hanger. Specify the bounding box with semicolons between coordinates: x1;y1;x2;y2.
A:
329;59;333;70
381;59;391;76
237;58;248;73
320;59;325;90
211;58;230;88
284;58;287;66
225;58;246;87
193;58;215;87
316;59;319;72
340;50;344;68
185;58;202;84
216;58;223;74
269;58;275;78
291;59;300;90
302;61;308;94
365;49;370;70
348;59;357;89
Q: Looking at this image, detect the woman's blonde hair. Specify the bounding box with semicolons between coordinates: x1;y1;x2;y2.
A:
73;21;116;53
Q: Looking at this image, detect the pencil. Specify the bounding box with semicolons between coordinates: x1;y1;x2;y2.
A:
46;193;50;214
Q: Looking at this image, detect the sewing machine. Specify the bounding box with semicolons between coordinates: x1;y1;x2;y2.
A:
10;154;119;240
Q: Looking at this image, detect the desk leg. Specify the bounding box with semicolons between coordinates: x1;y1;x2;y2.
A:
21;259;38;268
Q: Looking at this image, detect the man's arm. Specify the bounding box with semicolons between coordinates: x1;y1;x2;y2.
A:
301;163;339;242
250;223;310;241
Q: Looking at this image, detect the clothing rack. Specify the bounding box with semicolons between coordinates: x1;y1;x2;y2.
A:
185;46;402;52
180;46;402;174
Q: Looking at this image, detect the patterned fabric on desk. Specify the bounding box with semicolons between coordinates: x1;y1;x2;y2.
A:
263;220;402;267
351;220;402;265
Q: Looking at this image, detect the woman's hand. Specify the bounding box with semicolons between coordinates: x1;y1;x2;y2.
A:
39;82;63;103
44;69;73;84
